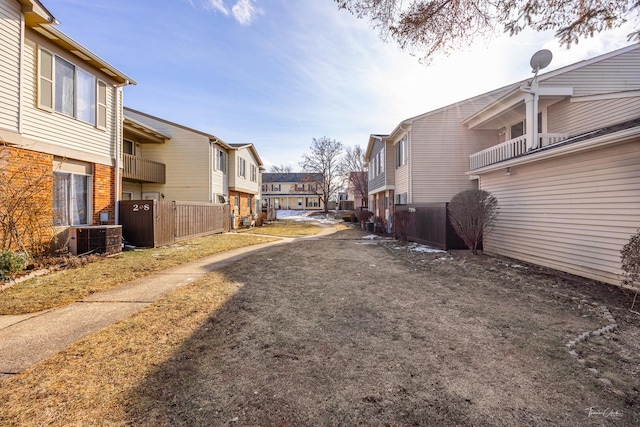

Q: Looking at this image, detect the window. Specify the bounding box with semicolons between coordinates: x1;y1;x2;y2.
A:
234;195;240;207
309;183;317;192
271;184;281;191
250;164;257;182
248;196;252;208
216;149;227;172
296;183;304;191
38;48;106;127
123;139;135;155
510;121;525;139
262;184;268;192
53;171;91;226
396;135;407;167
371;147;385;178
238;158;246;178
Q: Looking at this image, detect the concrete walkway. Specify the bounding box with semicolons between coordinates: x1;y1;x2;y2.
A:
0;227;336;380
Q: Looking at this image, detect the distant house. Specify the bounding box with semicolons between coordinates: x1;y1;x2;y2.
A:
366;44;640;286
122;109;263;229
345;171;368;210
0;0;134;251
365;85;510;234
261;173;323;210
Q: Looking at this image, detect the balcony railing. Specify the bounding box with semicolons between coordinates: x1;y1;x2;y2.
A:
470;133;569;171
122;153;166;183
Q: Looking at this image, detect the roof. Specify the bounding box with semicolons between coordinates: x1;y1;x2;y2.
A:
262;173;323;183
462;44;640;126
124;107;231;148
228;143;264;167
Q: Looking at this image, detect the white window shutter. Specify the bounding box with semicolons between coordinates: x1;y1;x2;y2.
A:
38;48;54;111
96;81;107;129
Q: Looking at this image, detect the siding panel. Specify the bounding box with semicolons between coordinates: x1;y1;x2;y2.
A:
0;0;21;131
481;140;640;285
124;109;211;202
548;97;640;135
21;35;115;163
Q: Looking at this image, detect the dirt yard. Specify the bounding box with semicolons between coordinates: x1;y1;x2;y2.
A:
124;227;640;426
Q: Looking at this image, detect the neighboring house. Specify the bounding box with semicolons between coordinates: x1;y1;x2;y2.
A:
465;44;640;286
122;109;264;229
344;171;368;210
367;44;640;286
228;143;263;227
365;85;510;233
0;0;134;250
261;173;323;210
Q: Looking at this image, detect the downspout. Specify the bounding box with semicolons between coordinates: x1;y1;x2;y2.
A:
18;11;24;134
520;79;539;151
113;82;129;224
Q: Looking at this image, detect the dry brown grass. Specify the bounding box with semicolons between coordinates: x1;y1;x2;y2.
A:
0;271;240;426
0;233;278;315
240;219;325;237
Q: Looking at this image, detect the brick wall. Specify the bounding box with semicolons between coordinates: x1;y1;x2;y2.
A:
0;146;54;253
229;190;255;228
92;163;115;225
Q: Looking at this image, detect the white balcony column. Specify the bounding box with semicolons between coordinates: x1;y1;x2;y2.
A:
524;80;539;151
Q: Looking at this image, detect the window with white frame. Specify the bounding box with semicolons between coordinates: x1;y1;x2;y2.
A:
216;149;227;172
38;48;107;128
271;184;281;191
396;135;407;167
238;158;246;178
53;160;92;226
250;164;257;182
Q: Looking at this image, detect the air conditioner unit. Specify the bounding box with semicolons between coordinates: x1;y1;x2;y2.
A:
217;195;228;204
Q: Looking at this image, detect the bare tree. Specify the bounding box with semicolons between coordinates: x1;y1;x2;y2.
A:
336;0;640;62
300;136;344;212
0;143;55;259
340;145;368;209
270;164;293;173
448;189;499;255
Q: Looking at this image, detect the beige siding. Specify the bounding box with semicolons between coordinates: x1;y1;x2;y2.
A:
0;1;21;132
548;96;640;136
481;140;640;285
20;34;115;164
125;110;212;202
544;48;640;96
411;106;496;203
229;147;260;195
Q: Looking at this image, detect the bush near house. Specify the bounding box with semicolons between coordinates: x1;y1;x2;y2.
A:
448;189;499;255
0;250;27;280
357;210;373;230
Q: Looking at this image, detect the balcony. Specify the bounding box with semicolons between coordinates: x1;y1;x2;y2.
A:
470;133;569;171
122;153;166;183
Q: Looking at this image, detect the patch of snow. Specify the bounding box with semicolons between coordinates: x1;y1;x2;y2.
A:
407;243;446;253
363;234;378;240
275;210;339;224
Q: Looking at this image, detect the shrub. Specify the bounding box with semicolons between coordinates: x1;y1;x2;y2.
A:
373;216;387;234
448;189;499;255
0;250;27;279
349;213;357;222
621;229;640;289
357;210;373;223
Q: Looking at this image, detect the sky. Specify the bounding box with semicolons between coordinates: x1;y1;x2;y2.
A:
42;0;637;171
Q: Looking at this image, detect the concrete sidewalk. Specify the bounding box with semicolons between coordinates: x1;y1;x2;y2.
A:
0;228;335;380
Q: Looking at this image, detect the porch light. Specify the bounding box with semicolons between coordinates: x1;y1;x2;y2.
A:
505;167;511;176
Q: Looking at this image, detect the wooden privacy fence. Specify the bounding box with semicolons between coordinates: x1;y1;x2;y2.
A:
395;203;467;250
119;200;230;248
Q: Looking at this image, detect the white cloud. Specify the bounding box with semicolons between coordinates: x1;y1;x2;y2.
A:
231;0;264;25
204;0;229;15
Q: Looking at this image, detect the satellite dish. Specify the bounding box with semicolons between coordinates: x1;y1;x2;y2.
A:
530;49;553;73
